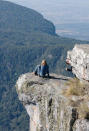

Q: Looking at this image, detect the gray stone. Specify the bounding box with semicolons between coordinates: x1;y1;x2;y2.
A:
16;73;78;131
73;119;89;131
67;44;89;81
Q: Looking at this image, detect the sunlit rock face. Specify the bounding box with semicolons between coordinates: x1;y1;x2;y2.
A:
16;72;89;131
16;73;76;131
73;119;89;131
67;44;89;81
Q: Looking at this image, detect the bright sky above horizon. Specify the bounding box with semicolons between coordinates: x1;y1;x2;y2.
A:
5;0;89;25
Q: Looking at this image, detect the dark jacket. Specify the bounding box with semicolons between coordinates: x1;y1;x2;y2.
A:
34;64;49;77
40;65;49;77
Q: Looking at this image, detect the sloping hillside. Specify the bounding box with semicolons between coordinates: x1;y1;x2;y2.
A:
0;1;55;35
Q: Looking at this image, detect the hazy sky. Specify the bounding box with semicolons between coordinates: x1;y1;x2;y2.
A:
5;0;89;25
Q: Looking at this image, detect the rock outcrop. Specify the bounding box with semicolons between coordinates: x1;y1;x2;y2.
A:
15;44;89;131
67;44;89;81
16;73;89;131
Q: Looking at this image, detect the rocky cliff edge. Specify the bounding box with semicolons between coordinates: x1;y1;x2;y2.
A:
16;72;89;131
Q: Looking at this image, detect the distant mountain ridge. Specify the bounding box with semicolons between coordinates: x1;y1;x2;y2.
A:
0;1;56;35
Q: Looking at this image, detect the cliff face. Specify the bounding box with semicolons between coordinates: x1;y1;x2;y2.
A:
16;73;89;131
16;44;89;131
67;44;89;81
16;73;73;131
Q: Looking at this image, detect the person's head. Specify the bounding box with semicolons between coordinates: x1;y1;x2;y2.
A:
41;59;47;66
66;58;70;65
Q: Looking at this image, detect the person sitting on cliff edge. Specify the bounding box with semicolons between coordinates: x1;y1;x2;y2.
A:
34;59;49;78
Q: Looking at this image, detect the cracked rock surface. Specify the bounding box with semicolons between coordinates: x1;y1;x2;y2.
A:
16;73;89;131
67;44;89;81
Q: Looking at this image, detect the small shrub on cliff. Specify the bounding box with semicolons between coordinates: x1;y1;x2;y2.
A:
78;102;89;119
63;78;89;120
64;78;85;96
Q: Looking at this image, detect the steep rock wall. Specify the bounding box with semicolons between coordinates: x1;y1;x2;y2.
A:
16;73;89;131
67;44;89;81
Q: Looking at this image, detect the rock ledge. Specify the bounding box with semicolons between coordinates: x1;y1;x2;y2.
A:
16;73;89;131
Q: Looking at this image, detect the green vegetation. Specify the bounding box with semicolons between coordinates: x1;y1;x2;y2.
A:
0;1;55;35
0;1;89;131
